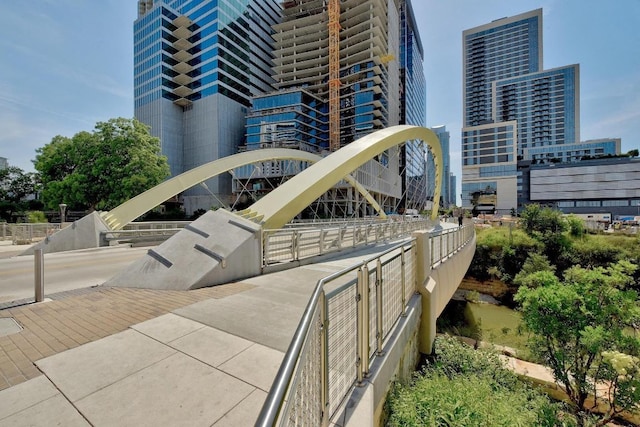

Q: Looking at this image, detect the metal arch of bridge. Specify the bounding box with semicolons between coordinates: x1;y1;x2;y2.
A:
240;125;443;230
101;148;386;230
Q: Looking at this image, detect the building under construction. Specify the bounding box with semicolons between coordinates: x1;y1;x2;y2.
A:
235;0;428;218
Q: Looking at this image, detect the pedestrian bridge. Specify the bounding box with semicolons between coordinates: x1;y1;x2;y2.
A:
255;221;475;426
28;125;476;425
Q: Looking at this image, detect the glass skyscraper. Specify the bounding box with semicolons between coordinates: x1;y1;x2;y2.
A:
461;9;580;213
135;0;428;216
133;0;280;212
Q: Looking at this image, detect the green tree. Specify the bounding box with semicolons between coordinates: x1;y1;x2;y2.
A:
0;166;38;203
514;261;640;426
519;204;567;236
565;214;586;238
34;118;170;211
0;166;40;222
513;253;556;288
520;204;571;264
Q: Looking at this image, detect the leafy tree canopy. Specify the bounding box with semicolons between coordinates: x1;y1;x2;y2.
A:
34;118;170;211
0;166;41;222
515;260;640;426
0;166;38;203
519;204;568;237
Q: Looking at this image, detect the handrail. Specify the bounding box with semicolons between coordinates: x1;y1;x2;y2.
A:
262;218;434;266
256;238;416;426
256;223;474;426
255;267;329;426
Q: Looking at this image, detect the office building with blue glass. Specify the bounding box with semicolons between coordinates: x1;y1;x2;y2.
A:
133;0;280;212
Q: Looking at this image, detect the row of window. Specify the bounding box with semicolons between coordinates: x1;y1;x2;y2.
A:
556;200;640;208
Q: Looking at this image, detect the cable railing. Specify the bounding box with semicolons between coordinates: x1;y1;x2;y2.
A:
256;223;474;426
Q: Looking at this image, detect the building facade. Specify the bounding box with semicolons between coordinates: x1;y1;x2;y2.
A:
461;9;582;213
135;0;430;217
529;157;640;219
133;0;280;212
234;0;429;217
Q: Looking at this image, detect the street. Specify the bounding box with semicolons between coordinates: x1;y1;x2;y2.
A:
0;245;149;303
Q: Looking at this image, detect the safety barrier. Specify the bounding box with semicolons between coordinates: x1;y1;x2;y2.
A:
0;223;61;244
257;223;474;426
262;218;435;266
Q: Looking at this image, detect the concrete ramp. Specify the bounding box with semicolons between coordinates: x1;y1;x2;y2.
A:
105;209;262;290
21;212;111;256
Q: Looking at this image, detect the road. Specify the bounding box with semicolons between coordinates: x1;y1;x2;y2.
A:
0;245;149;303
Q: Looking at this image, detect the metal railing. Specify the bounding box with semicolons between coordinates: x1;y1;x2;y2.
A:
0;223;61;244
262;218;435;266
100;221;190;245
257;223;474;426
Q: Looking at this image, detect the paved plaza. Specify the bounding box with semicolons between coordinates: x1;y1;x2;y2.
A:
0;240;390;426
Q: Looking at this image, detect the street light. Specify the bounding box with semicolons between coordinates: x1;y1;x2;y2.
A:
59;203;67;224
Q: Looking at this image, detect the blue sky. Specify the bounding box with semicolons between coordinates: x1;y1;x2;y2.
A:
1;0;639;203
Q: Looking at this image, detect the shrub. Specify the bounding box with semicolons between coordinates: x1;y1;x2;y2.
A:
386;336;569;426
27;211;47;223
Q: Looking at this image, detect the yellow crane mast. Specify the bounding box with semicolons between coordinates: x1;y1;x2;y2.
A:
328;0;340;151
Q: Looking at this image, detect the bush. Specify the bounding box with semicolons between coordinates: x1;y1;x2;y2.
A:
27;211;47;223
386;336;569;426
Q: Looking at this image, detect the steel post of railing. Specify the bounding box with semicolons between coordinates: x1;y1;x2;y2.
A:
400;248;407;316
34;248;44;302
319;229;325;255
264;233;270;265
430;232;434;267
259;229;265;270
375;259;384;356
361;264;370;372
292;230;299;261
356;267;366;384
352;225;357;247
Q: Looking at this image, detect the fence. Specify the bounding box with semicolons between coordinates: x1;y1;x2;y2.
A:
100;221;190;245
257;223;474;426
262;218;435;266
0;223;61;244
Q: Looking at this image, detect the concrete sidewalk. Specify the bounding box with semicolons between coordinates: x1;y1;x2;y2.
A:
0;242;394;426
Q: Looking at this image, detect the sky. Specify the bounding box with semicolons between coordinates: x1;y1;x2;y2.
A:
1;0;639;203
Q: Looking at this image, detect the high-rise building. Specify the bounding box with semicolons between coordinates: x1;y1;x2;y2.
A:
461;9;581;213
135;0;428;216
235;0;428;216
0;157;7;170
133;0;280;212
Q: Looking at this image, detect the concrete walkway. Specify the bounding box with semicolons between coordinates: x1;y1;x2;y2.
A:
0;241;399;426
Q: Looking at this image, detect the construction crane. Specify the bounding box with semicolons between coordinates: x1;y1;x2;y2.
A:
328;0;340;151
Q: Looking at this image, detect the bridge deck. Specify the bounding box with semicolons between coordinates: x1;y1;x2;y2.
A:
0;238;419;426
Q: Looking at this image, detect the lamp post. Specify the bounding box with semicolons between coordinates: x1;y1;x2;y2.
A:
59;203;67;224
